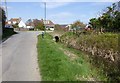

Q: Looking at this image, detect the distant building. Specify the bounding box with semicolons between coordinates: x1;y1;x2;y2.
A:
26;19;34;29
42;20;55;31
66;24;72;31
18;20;26;28
6;18;26;28
8;18;21;25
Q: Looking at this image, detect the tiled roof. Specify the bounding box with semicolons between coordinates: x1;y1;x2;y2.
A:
43;20;54;25
10;18;21;22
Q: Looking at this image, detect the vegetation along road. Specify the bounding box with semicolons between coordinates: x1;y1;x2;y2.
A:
37;33;108;81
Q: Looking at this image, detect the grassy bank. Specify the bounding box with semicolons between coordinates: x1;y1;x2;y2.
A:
60;32;120;81
37;33;107;81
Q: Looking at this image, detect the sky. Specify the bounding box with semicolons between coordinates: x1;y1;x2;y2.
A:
1;1;118;24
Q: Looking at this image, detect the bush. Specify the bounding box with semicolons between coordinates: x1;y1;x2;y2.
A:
60;32;120;81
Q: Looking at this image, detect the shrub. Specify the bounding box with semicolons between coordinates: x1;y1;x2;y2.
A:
60;32;120;81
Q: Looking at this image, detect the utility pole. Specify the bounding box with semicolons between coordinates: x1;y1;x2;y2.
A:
5;0;8;21
0;0;2;7
44;2;46;32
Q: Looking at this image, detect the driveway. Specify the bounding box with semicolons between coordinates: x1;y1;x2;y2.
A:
0;31;42;81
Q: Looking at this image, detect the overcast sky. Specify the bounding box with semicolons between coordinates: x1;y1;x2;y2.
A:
2;1;118;24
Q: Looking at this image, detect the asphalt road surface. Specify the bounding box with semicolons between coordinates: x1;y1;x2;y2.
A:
0;31;42;81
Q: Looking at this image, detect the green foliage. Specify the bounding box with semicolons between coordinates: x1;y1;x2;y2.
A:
89;2;120;32
35;22;45;30
37;33;106;81
89;18;100;29
60;32;120;81
71;20;86;29
2;28;16;39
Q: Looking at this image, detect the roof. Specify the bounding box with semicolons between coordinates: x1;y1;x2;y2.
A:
10;18;21;22
43;20;54;25
26;22;34;26
59;25;68;28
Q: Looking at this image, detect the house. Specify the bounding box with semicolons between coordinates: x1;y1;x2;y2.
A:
42;20;55;31
18;20;26;28
8;18;21;25
7;18;26;28
66;24;72;31
26;23;34;29
26;19;34;29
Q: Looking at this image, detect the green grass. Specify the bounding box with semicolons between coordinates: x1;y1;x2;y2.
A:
37;33;107;81
60;32;120;81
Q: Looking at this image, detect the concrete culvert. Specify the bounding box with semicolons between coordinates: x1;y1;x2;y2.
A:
55;36;59;42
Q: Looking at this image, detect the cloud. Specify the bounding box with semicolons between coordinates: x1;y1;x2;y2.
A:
40;2;70;9
49;12;73;18
48;12;73;24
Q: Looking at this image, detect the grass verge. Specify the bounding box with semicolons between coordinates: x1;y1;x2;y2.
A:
37;33;107;81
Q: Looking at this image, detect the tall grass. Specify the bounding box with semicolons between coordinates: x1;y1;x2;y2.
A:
60;32;120;81
37;33;107;81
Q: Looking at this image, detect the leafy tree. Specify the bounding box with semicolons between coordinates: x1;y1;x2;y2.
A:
35;22;45;30
71;20;85;35
89;18;99;29
89;2;120;32
33;19;45;30
72;20;85;29
114;11;120;32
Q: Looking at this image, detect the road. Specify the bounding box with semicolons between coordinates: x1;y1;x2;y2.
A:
0;31;42;81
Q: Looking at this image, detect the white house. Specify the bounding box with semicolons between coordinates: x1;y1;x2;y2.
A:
26;19;34;29
18;20;26;28
66;24;72;31
42;20;55;31
26;25;34;29
6;18;26;28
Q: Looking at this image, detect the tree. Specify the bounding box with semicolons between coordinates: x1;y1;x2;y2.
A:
71;20;85;35
114;11;120;32
72;20;85;29
89;18;99;29
35;22;45;30
89;2;120;32
33;19;45;30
